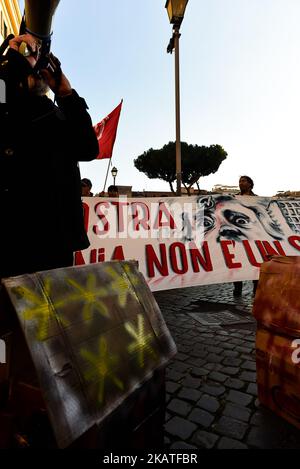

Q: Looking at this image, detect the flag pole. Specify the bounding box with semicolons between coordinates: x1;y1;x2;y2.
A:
103;159;112;193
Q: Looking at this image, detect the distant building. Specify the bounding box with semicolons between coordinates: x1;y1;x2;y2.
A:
132;187;202;198
0;1;21;43
116;185;132;197
212;184;239;194
132;190;175;198
274;190;300;198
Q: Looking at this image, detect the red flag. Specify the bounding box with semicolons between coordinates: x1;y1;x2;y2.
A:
94;100;123;159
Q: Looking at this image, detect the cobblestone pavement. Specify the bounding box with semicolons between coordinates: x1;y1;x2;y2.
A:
154;282;300;450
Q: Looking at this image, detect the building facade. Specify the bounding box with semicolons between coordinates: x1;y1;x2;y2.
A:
212;184;239;194
0;0;21;43
275;190;300;198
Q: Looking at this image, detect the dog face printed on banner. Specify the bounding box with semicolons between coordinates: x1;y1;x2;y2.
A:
197;195;285;243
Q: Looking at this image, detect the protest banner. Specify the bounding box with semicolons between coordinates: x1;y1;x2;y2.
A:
76;195;300;291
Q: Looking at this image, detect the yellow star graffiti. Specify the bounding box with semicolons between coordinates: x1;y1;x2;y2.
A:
15;273;111;341
14;264;142;342
104;264;139;308
80;337;124;404
125;314;157;368
16;278;69;341
123;263;140;288
67;274;110;320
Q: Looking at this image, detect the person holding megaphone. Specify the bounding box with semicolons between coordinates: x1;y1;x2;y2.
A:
7;33;73;98
0;4;99;279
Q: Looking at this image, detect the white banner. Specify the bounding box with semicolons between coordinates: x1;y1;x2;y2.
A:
76;196;300;292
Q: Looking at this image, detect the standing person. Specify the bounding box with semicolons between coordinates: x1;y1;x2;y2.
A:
233;175;258;296
107;185;119;197
81;178;94;197
238;175;256;197
94;186;119;197
0;34;99;279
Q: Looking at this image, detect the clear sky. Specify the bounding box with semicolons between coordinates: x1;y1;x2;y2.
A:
18;0;300;196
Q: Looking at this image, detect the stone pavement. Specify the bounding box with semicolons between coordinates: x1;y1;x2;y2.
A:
154;282;300;450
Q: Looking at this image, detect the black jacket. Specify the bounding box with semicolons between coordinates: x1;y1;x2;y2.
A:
0;49;99;276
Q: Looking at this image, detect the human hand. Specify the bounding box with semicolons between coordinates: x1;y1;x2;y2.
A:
9;34;40;68
40;53;72;97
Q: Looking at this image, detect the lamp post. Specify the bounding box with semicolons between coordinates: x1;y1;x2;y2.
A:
111;166;118;186
165;0;189;197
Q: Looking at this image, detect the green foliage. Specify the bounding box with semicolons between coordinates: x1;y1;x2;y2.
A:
134;142;227;194
134;143;176;184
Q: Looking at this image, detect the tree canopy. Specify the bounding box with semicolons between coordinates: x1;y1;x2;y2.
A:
134;142;227;194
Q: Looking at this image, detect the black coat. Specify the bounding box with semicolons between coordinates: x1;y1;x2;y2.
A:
0;50;99;277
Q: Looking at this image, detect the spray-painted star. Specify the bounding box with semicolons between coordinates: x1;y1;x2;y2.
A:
125;314;157;368
104;264;139;308
80;336;124;404
16;278;69;341
67;274;110;321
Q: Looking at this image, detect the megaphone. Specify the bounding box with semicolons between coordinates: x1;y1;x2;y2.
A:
20;0;60;71
23;0;60;39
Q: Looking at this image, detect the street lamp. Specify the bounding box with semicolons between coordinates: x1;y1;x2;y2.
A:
111;166;118;186
165;0;189;197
